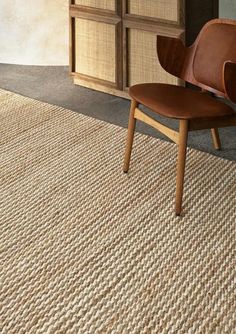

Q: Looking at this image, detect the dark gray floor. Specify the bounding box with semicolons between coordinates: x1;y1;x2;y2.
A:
0;63;235;161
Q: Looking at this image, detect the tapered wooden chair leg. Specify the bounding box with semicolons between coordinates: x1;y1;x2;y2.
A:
123;100;138;173
211;128;221;150
175;120;189;216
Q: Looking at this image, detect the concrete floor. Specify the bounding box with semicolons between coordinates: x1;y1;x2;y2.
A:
0;63;235;161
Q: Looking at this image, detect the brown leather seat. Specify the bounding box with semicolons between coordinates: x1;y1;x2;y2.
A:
129;83;235;120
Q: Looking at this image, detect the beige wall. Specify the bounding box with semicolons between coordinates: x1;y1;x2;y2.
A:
0;0;69;65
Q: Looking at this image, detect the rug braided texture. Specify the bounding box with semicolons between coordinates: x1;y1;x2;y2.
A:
0;89;236;334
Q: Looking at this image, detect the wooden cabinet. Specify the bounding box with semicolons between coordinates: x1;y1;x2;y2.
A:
69;0;218;98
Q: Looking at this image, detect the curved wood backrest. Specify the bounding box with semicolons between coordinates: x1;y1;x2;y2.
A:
157;19;236;103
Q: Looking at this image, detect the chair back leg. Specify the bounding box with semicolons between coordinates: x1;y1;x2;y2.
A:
211;128;221;150
175;120;189;216
123;100;138;173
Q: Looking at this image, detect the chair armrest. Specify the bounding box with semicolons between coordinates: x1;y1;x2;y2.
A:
157;35;189;79
223;61;236;103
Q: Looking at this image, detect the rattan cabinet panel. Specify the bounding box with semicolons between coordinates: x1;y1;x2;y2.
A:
128;29;178;86
75;0;116;11
127;0;179;23
75;19;116;83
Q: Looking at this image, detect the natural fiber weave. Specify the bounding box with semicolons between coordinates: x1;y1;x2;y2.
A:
128;0;179;22
75;19;116;83
0;89;236;334
128;29;178;86
75;0;115;11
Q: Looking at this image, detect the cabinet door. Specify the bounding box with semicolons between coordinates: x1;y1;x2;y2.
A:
123;0;184;90
70;0;122;89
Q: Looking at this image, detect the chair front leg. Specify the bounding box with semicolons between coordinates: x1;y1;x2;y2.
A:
175;120;189;216
123;99;138;173
211;128;221;150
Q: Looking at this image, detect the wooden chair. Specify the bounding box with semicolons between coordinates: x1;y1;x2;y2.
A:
123;19;236;216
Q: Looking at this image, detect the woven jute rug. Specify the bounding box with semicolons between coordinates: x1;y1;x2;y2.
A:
0;89;236;333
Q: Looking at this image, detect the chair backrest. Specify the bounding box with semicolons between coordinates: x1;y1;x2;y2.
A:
157;19;236;102
192;19;236;96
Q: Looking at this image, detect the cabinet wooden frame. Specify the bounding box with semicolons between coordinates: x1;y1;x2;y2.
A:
69;0;123;89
